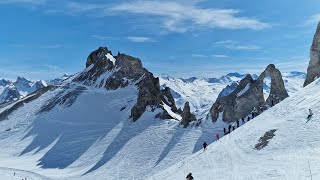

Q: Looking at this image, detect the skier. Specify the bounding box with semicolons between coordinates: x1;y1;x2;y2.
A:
223;128;226;135
216;133;220;140
228;124;232;133
271;99;274;107
253;107;258;117
236;119;240;128
247;116;250;122
260;106;264;113
242;118;245;124
232;126;235;131
203;141;208;151
307;109;313;119
186;173;194;180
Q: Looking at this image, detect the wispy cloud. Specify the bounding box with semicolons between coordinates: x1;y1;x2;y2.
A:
91;35;113;40
40;44;68;49
127;36;154;43
215;40;261;50
212;54;229;58
0;0;47;5
0;64;68;80
304;14;320;26
109;1;270;33
192;54;208;58
40;1;269;33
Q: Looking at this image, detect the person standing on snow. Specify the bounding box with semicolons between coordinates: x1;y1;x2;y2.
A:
307;109;313;119
186;173;194;180
223;128;226;135
236;120;240;128
242;118;245;124
203;142;208;151
216;133;220;140
228;124;232;133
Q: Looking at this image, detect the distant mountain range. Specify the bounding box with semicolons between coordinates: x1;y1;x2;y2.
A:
0;74;73;104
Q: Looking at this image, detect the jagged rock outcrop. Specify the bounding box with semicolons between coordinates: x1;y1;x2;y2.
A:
210;64;288;123
161;87;178;112
0;86;21;104
216;82;238;101
74;47;178;121
181;102;197;128
304;22;320;87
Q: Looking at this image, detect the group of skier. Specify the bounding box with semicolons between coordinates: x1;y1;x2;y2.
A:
189;107;314;180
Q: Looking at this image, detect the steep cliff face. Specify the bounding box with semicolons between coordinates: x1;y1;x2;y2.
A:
304;22;320;87
210;64;288;123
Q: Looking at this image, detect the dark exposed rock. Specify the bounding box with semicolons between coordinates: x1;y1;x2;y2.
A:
216;82;238;101
304;22;320;87
255;129;277;150
258;64;289;106
86;47;112;68
161;87;178;113
181;102;197;128
210;64;288;123
74;47;179;122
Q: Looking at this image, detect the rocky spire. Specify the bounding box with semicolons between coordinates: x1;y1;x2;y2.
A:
181;102;197;128
304;22;320;87
210;64;288;123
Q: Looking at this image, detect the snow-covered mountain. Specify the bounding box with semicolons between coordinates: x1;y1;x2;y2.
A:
0;77;47;104
159;71;306;119
149;77;320;180
46;74;73;85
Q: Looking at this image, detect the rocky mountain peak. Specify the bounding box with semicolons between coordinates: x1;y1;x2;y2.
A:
210;64;288;123
86;47;113;68
72;47;179;121
304;22;320;87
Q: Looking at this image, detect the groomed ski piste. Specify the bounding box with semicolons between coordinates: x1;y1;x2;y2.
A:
149;78;320;180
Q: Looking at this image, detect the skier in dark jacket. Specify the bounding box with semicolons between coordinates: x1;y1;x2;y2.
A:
247;116;250;122
186;173;194;180
216;133;220;140
242;118;245;124
232;126;235;131
203;142;208;151
307;109;313;119
228;124;232;132
236;120;240;127
223;128;226;135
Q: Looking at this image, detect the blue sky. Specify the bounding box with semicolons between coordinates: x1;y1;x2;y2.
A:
0;0;320;80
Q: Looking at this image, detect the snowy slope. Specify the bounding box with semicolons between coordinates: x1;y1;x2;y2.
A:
0;79;223;180
149;78;320;180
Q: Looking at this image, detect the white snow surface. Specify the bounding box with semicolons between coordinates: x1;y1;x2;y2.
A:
106;53;116;65
0;80;220;180
150;78;320;180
